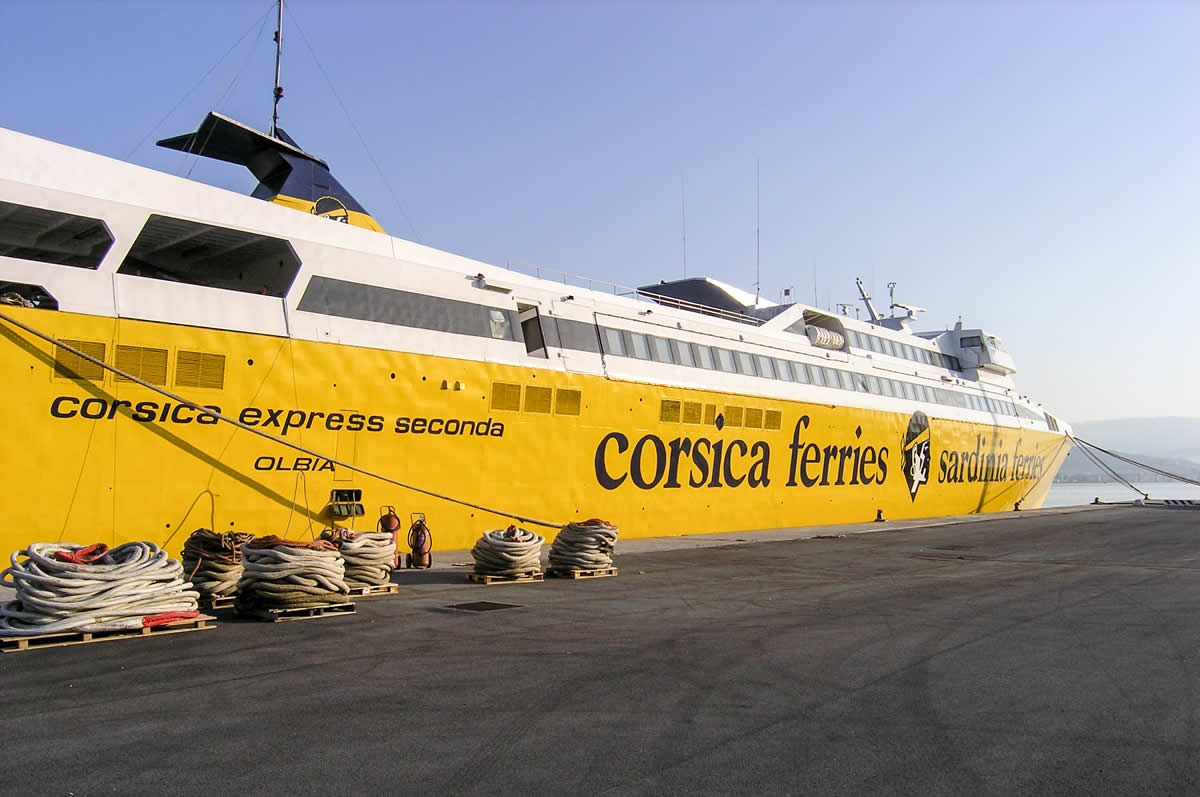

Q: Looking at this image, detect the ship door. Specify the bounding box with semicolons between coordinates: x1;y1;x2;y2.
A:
518;303;548;358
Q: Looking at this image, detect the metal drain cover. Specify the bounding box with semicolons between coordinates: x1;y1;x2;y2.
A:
446;601;521;612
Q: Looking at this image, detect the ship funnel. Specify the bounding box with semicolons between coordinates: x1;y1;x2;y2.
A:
157;112;385;233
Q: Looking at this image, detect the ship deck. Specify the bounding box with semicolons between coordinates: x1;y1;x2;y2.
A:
3;504;1199;795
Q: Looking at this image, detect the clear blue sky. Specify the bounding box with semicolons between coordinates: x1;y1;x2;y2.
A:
4;1;1197;424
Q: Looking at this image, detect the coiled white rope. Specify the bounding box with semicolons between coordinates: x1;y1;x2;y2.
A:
182;529;255;597
237;538;349;610
548;519;619;572
471;526;544;576
321;529;395;587
0;542;199;635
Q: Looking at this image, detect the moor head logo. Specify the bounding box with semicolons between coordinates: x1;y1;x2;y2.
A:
903;411;931;500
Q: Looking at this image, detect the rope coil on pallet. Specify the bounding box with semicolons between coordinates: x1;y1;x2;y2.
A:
0;542;199;635
319;529;395;587
182;529;255;597
237;536;349;611
548;519;619;572
471;526;544;576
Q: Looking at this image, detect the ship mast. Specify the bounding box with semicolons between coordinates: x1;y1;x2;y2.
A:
270;0;284;138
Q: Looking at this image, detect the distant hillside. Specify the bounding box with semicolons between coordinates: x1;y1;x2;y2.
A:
1071;418;1200;464
1056;417;1200;483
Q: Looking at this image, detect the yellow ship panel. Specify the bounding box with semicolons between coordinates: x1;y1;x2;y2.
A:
0;307;1071;556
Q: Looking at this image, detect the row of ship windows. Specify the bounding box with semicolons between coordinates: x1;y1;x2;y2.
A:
660;399;783;430
490;382;583;416
55;340;226;389
843;329;962;372
597;326;1016;416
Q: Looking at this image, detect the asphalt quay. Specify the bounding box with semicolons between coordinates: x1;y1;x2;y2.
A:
2;504;1199;795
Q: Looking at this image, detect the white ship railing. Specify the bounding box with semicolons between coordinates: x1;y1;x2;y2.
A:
503;261;766;326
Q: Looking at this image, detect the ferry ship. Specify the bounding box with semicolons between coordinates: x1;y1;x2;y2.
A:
0;44;1071;557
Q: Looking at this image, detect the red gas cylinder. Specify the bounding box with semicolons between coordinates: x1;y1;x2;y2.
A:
407;517;432;569
378;507;402;567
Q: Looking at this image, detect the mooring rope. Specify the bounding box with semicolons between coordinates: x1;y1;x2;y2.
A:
0;310;563;529
320;529;395;587
182;528;256;597
548;519;618;572
1070;435;1200;490
0;542;199;635
471;526;544;576
236;536;349;610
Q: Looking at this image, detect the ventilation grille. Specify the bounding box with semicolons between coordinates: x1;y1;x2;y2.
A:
764;409;782;431
660;399;681;423
524;386;552;414
682;401;702;425
115;345;168;385
176;351;225;389
744;408;763;429
54;340;106;381
724;406;744;427
555;388;582;416
491;382;522;412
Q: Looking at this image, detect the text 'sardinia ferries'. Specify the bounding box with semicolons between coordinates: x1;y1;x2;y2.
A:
0;113;1071;556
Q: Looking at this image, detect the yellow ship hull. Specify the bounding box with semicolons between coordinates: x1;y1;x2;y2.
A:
0;307;1071;556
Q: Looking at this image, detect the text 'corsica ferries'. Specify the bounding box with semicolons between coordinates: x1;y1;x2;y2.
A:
0;111;1071;555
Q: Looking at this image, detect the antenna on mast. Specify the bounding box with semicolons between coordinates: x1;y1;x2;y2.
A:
270;0;284;137
754;160;760;306
680;177;688;278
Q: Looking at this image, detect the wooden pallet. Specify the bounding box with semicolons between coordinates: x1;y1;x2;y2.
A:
1;615;216;653
199;594;236;611
242;602;357;622
465;571;544;585
345;583;399;598
548;567;619;580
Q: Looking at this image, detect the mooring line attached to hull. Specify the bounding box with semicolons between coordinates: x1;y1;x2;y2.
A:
0;310;563;530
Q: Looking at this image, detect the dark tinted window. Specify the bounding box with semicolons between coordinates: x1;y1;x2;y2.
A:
0;200;113;269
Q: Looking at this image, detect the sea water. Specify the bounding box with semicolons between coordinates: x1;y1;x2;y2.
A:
1045;482;1200;508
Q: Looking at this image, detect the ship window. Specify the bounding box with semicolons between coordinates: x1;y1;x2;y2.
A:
553;318;601;353
298;276;518;340
682;401;702;424
879;378;894;397
695;345;716;370
846;330;861;348
715;348;736;373
869;336;883;354
524;386;552;413
735;351;757;376
854;374;870;393
809;365;824;387
54;340;106;382
554;388;582;416
115;345;168;386
948;355;961;371
0;201;113;269
838;370;855;391
120;215;299;296
600;327;625;356
491;382;522;412
960;336;983;348
918;349;932;365
724;406;744;427
867;375;880;394
672;340;695;367
755;355;775;379
650;336;673;364
901;344;915;361
703;403;717;425
660;399;682;423
764;409;782;430
774;358;792;382
792;362;811;384
176;351;225;389
629;333;651;360
744;408;763;429
1046;413;1059;432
